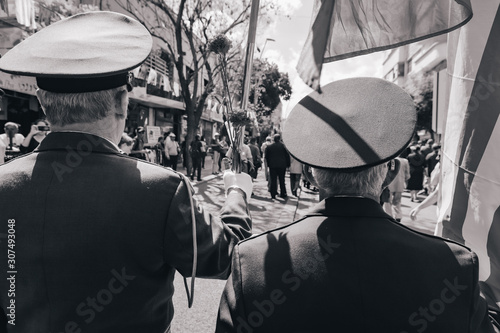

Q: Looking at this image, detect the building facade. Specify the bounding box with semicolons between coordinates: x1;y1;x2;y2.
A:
0;0;224;149
382;34;448;141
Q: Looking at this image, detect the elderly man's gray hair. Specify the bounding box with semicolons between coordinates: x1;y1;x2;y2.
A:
312;163;387;199
37;86;127;126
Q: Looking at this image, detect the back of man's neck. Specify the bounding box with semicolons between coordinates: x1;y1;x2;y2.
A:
50;123;116;145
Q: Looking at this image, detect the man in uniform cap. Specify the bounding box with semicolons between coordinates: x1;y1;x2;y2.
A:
216;78;499;332
0;11;253;333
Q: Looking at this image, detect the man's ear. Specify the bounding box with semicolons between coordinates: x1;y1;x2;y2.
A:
115;89;129;118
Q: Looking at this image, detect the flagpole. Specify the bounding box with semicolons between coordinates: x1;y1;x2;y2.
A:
232;0;259;172
240;0;259;111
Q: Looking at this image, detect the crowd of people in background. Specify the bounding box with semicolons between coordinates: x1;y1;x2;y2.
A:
0;119;323;203
119;128;308;202
0;118;441;212
381;138;442;221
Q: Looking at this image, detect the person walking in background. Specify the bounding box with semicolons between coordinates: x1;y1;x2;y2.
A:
406;145;425;202
260;136;272;181
219;135;229;170
420;138;434;159
165;132;180;170
410;161;441;221
118;132;134;155
211;133;221;174
154;136;165;165
200;136;207;168
265;134;290;199
181;135;188;169
20;118;50;153
383;156;410;222
248;137;262;180
0;122;25;149
190;134;203;181
419;139;434;195
289;155;302;196
130;126;148;160
425;143;441;191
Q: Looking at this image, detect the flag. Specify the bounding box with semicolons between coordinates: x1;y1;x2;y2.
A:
297;0;472;90
435;1;500;312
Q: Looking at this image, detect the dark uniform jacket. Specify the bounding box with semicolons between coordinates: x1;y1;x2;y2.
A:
217;197;499;333
0;132;252;333
264;142;290;169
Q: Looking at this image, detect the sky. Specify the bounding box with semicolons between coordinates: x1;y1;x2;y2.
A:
254;0;385;118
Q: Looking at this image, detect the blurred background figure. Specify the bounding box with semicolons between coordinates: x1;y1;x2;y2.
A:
289;155;302;197
181;135;188;169
21;118;50;153
420;139;434;159
1;122;25;149
248;137;262;180
419;139;435;195
410;161;441;221
260;136;272;181
200;136;207;169
265;133;290;199
1;122;25;161
164;132;180;170
130;126;148;160
425;143;441;192
118;132;134;155
211;133;221;175
219;135;229;170
383;156;410;222
155;136;165;165
190;134;203;181
406;145;425;202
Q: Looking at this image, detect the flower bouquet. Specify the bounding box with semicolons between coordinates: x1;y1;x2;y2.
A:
209;34;252;173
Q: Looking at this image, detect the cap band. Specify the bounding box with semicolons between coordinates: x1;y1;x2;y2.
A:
37;73;131;93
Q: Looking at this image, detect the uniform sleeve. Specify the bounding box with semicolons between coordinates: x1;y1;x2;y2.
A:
469;252;500;333
163;176;252;279
216;245;246;332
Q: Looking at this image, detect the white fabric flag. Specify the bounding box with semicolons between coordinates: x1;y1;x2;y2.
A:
436;1;500;311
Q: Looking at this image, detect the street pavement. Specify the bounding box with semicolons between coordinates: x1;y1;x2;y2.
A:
170;156;440;332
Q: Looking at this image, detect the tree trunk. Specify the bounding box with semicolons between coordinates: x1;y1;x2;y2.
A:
185;114;196;177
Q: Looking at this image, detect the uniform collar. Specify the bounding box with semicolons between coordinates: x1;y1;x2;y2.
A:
35;131;121;154
306;196;392;219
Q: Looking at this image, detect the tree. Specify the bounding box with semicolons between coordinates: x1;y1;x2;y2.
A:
114;0;295;173
249;58;291;117
404;72;433;133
